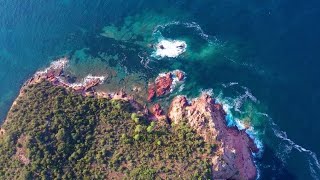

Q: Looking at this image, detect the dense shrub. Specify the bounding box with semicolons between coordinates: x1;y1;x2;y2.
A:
0;81;214;179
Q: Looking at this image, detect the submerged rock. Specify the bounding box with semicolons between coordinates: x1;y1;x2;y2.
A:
168;93;258;180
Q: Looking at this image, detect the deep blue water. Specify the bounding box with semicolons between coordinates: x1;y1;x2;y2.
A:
1;0;320;179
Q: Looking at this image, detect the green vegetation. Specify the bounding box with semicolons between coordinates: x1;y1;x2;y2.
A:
0;81;214;179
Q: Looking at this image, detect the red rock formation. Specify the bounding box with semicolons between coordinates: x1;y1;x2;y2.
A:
84;79;101;91
168;94;258;180
175;70;185;81
150;103;167;121
147;70;185;101
155;72;173;97
147;83;156;101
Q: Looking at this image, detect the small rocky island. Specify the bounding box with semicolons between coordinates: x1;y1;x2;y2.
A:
0;58;258;179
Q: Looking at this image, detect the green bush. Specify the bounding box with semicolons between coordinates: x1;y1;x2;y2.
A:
0;81;215;179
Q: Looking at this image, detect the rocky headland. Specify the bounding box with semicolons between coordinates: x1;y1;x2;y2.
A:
1;58;259;179
169;94;258;180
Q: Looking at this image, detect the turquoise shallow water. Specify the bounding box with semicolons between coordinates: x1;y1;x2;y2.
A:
1;1;320;179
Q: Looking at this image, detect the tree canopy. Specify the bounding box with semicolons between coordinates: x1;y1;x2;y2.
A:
0;81;215;179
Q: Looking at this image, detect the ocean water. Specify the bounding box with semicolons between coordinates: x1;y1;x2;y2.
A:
1;0;320;179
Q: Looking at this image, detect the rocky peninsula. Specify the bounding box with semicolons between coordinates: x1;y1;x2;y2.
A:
0;58;258;179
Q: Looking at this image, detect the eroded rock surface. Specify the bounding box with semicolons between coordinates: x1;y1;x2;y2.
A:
150;103;167;121
168;94;258;180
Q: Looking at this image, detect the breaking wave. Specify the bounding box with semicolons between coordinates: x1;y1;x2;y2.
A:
35;58;106;91
199;88;264;155
35;57;68;76
151;39;187;59
218;82;320;179
68;75;106;88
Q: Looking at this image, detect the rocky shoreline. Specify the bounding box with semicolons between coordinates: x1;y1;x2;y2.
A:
169;94;258;179
1;58;259;180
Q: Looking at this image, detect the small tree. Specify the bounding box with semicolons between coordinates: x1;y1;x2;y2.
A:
135;125;142;133
133;134;140;141
157;140;162;146
147;126;153;133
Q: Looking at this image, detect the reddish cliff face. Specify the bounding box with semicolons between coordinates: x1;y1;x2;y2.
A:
168;94;258;180
155;73;173;97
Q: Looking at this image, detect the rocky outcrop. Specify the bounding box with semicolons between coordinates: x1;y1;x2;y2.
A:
150;103;167;121
0;128;5;137
148;70;185;101
31;58;147;112
147;83;157;101
168;94;258;180
26;58;106;96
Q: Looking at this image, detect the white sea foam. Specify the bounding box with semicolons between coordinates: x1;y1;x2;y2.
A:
201;85;320;178
152;39;187;58
233;87;258;113
214;89;264;155
170;76;181;92
222;82;239;88
35;57;69;76
153;21;212;43
49;58;69;69
178;84;185;92
270;119;320;179
138;52;154;69
199;88;214;96
155;70;185;93
69;75;106;88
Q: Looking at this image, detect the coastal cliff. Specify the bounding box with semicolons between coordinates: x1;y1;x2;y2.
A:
169;95;258;180
0;59;258;179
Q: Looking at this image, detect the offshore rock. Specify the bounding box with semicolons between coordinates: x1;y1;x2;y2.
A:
155;72;173;97
175;70;185;81
168;94;258;180
148;70;185;101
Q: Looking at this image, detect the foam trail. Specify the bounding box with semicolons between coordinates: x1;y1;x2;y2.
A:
222;82;239;88
69;75;106;88
153;21;212;43
222;84;320;178
138;52;154;69
201;88;263;155
170;70;186;92
35;57;68;75
214;88;264;156
270;119;320;179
